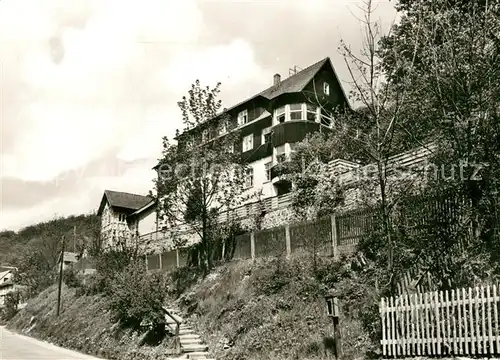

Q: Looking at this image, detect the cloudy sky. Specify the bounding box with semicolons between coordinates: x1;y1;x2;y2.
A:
0;0;397;231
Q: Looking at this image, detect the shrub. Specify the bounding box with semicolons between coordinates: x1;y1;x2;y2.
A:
63;268;82;288
95;249;134;280
2;291;20;321
169;266;202;298
107;260;168;331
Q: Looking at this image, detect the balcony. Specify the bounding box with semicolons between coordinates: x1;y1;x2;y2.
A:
271;120;323;147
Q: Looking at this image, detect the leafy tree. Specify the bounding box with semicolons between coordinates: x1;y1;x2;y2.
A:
287;0;424;292
154;80;251;275
15;246;56;297
374;0;500;288
107;260;168;332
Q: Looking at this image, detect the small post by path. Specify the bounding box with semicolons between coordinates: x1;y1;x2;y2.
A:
56;235;65;317
325;291;342;359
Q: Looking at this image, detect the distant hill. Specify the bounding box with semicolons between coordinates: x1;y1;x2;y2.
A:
0;214;100;267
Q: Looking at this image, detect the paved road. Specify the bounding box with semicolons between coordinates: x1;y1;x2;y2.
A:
0;326;105;359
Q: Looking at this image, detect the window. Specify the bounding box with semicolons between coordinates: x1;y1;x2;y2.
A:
242;134;253;152
276;106;286;123
276;145;287;163
262;127;272;144
244;167;254;188
202;129;209;142
265;162;272;182
185;139;193;150
226;143;234;153
118;214;126;222
306;104;318;122
289;103;303;120
323;82;330;95
238;109;249;126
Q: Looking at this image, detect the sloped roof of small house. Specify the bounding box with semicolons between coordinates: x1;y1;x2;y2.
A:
97;190;154;216
0;270;13;282
57;251;79;264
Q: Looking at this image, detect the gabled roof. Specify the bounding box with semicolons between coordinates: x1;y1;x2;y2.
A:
129;198;157;217
204;57;333;118
97;190;154;216
259;57;330;100
154;57;347;171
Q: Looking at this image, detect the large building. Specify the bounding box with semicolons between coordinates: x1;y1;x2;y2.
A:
165;57;349;199
98;57;349;250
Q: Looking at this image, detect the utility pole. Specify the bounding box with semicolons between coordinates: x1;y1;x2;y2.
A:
73;225;76;252
56;235;65;317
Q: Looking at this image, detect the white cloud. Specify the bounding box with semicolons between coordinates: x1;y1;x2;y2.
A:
162;38;270;93
0;0;270;230
0;0;266;183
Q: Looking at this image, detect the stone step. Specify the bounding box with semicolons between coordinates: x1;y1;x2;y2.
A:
186;351;211;359
179;334;201;339
180;339;204;345
182;344;209;353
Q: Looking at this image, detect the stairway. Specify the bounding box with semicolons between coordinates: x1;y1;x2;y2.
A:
164;307;215;360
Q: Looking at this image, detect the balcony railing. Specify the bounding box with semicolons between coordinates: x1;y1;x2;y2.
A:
139;192;294;242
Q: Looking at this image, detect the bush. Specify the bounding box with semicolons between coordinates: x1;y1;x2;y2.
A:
63;268;82;288
1;291;20;321
169;266;202;298
107;260;168;331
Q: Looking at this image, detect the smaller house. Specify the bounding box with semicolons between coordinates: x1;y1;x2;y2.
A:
73;256;97;275
97;190;157;250
0;269;17;307
57;251;79;271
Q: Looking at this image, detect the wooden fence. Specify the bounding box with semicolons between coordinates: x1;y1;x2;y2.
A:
380;285;500;358
146;209;375;271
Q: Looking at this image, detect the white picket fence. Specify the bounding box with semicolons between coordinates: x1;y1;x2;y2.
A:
380;284;500;358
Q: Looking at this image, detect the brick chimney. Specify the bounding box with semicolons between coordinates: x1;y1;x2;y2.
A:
273;73;281;87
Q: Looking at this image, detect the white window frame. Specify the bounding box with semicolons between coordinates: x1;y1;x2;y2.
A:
323;82;330;95
264;161;272;182
289;103;303;121
238;109;249;126
202;129;209;142
244;167;254;188
274;103;323;125
262;127;272;144
242;134;253;152
275;106;286;124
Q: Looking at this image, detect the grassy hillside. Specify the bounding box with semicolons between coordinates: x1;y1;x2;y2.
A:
7;252;378;360
7;284;177;360
172;253;378;360
0;214;100;266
